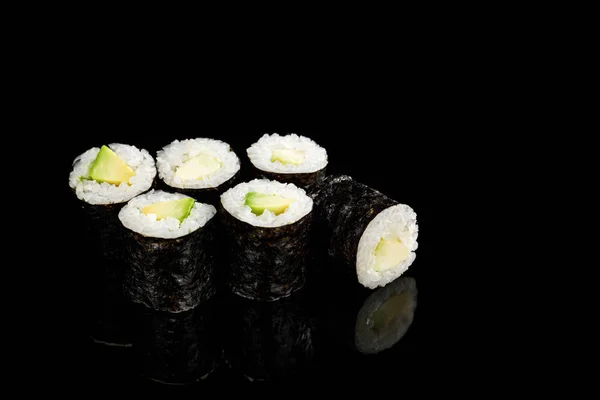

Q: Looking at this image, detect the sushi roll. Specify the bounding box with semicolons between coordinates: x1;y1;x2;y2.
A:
69;143;157;205
132;298;221;385
156;138;241;204
223;291;315;382
246;133;328;195
68;143;157;346
220;179;313;301
313;175;419;289
119;190;218;312
354;277;417;354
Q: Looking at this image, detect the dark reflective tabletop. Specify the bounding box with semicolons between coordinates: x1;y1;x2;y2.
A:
66;251;428;391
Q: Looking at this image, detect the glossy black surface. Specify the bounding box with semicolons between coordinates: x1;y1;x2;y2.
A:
62;130;436;391
69;257;425;391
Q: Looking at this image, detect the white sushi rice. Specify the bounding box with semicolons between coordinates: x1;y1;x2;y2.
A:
69;143;156;205
356;204;419;289
246;133;328;173
220;179;313;228
118;190;216;239
156;138;240;189
354;277;417;354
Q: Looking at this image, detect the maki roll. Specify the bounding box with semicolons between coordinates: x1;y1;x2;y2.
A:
220;179;313;301
313;175;419;289
246;133;328;195
223;291;315;382
354;277;417;354
68;143;157;345
132;298;221;385
69;143;156;205
119;190;218;312
156;138;241;204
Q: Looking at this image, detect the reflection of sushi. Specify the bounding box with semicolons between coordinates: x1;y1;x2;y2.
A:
246;133;328;195
132;298;221;385
156;138;241;204
354;277;417;354
223;292;315;381
220;179;313;301
69;143;157;345
119;190;218;312
314;175;418;289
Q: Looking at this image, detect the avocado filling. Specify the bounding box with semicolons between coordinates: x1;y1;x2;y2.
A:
88;145;135;185
271;148;305;165
371;293;410;334
244;191;295;216
175;154;222;180
141;198;195;222
373;238;409;272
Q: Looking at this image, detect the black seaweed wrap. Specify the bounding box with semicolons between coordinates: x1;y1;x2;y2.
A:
250;167;327;197
312;175;398;273
132;299;221;385
219;205;312;301
122;217;218;313
156;170;241;205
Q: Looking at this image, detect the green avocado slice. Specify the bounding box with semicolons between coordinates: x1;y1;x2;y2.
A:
373;238;409;272
175;154;221;180
244;191;294;216
141;198;195;222
271;148;305;165
89;145;135;185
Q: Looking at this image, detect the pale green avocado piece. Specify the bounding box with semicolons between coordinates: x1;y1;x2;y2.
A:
141;198;195;222
371;293;410;334
175;154;221;180
89;145;135;185
244;191;294;216
271;148;305;165
373;238;409;272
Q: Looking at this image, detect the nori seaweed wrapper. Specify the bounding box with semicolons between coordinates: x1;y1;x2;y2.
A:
223;291;316;381
122;216;218;313
132;298;222;385
312;174;398;278
219;204;312;301
74;197;133;346
156;170;241;205
249;166;327;197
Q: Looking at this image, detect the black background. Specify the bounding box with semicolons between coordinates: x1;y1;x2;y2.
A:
14;13;510;390
55;115;455;393
15;8;534;389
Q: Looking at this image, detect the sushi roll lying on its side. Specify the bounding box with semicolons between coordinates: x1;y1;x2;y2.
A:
354;277;417;354
246;133;328;195
220;179;313;301
68;143;157;346
156;138;241;203
119;190;218;312
314;175;419;289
